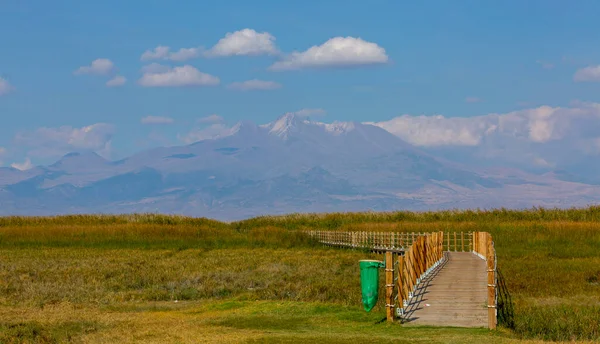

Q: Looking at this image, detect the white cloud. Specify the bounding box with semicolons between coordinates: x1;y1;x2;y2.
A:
369;103;600;172
197;114;224;124
11;158;33;171
269;36;389;71
465;97;482;103
372;114;485;146
228;79;282;91
74;58;114;75
371;103;600;147
140;63;171;75
141;116;174;124
293;108;327;117
106;75;126;87
14;123;115;158
138;65;220;87
141;46;170;60
141;45;203;62
574;65;600;82
170;47;202;61
0;77;14;95
178;124;234;144
205;28;278;57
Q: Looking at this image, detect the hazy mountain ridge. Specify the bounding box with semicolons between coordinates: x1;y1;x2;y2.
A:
1;113;599;220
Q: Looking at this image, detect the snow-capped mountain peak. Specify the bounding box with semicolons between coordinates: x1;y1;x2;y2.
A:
266;112;309;139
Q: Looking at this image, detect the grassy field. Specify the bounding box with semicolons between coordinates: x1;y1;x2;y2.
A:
1;208;600;343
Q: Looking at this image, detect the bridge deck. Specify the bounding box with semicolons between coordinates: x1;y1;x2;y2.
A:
403;252;488;327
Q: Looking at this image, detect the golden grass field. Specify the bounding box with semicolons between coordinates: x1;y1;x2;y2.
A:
1;208;600;343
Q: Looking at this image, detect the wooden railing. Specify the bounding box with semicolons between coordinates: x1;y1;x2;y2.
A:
306;230;474;252
395;232;444;318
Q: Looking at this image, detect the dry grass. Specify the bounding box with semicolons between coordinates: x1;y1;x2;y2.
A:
0;301;568;344
1;207;600;342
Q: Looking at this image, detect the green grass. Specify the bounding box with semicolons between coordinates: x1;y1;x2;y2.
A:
1;207;600;342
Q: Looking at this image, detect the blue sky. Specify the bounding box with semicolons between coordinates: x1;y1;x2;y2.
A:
2;0;600;167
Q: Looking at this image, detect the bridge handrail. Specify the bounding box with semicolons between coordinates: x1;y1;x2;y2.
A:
395;231;444;316
305;230;476;252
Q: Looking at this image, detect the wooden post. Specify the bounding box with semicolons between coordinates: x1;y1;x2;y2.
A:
486;235;497;329
385;251;394;322
446;231;450;252
461;232;464;252
453;232;457;252
438;231;443;260
438;232;442;261
482;232;487;259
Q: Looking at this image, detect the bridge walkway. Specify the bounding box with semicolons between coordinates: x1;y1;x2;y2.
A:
402;252;488;327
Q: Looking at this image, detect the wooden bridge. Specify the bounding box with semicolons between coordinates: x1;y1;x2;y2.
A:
306;230;497;329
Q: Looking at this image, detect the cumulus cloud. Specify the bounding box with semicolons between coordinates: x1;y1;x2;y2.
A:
197;114;224;124
368;103;600;172
141;116;174;124
106;75;126;87
141;45;203;62
574;65;600;82
74;58;114;75
178;124;234;144
269;36;388;71
141;46;169;60
11;157;33;171
14;123;115;158
293;108;327;117
371;103;600;147
228;79;282;91
0;77;14;95
138;65;220;87
205;28;278;57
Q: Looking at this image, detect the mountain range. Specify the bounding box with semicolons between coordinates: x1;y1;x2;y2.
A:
1;113;599;220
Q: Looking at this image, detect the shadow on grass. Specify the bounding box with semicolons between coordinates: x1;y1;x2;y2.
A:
496;267;515;329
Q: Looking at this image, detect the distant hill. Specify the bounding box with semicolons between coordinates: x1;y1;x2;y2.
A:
1;113;599;220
